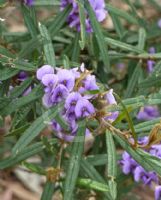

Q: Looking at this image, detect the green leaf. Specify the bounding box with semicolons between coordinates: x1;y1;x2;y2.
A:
0;46;15;58
71;32;80;62
139;61;161;88
110;13;124;39
77;0;86;49
39;23;56;67
0;67;19;81
106;131;117;178
81;159;112;200
124;61;142;98
12;104;61;154
64;121;86;200
135;118;161;133
41;181;55;200
86;154;108;166
106;130;117;200
106;4;138;24
21;5;38;38
85;0;110;72
23;162;45;175
114;93;137;142
48;6;71;38
1;85;43;116
0;139;57;169
137;28;146;50
105;37;144;53
77;178;109;192
10;78;32;98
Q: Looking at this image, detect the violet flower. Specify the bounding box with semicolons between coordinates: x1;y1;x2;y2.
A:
157;19;161;28
147;47;155;73
24;0;34;6
155;186;161;200
52;84;69;104
37;64;119;142
75;98;95;118
65;92;82;112
57;69;75;92
104;89;119;122
137;106;160;121
36;65;54;81
134;166;158;186
60;0;107;32
120;136;161;200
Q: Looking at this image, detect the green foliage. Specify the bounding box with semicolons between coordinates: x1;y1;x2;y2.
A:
0;1;161;200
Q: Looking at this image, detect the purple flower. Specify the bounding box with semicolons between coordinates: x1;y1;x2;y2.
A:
24;0;34;5
52;84;69;103
36;64;119;143
18;71;28;81
42;93;53;108
157;19;161;28
155;186;161;200
120;136;161;200
42;74;58;94
61;0;107;32
79;74;99;99
150;145;161;158
133;166;158;186
57;69;75;91
36;65;54;81
104;89;119;122
137;106;160;121
65;92;82;112
88;0;107;22
119;151;137;174
75;98;95;118
147;47;155;73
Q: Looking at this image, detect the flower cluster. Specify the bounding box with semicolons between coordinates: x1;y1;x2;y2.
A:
120;137;161;200
36;64;118;141
60;0;107;32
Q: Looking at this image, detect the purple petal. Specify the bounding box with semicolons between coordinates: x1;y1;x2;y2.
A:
75;98;95;118
42;74;58;87
65;92;82;112
36;65;54;80
42;93;53;108
137;106;160;121
155;186;161;200
106;89;117;105
57;69;75;91
52;84;69;103
133;166;144;182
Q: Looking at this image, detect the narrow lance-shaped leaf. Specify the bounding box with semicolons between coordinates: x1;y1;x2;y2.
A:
138;28;146;50
12;103;61;154
41;182;55;200
106;130;117;200
124;61;142;98
39;23;56;67
81;159;112;200
21;5;38;38
0;139;57;169
77;0;86;50
77;178;109;192
63;120;86;200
